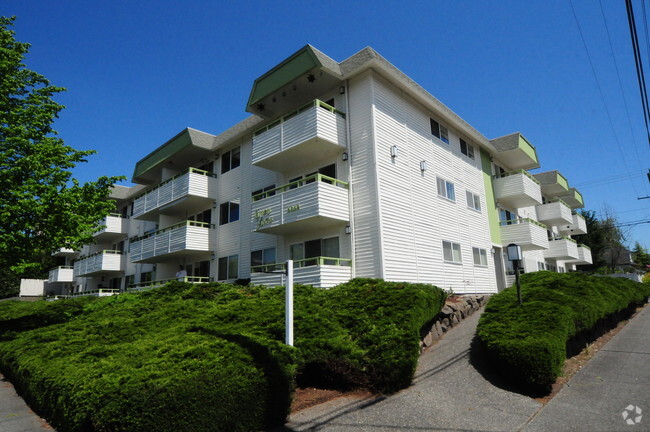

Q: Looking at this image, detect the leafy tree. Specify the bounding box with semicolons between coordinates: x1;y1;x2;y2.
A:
0;16;123;297
632;242;650;267
574;209;626;272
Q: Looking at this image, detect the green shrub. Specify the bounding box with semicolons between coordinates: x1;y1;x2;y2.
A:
0;278;446;431
477;272;650;393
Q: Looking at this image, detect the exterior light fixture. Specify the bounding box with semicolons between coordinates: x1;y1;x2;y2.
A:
342;152;349;161
420;161;428;172
390;145;399;158
339;86;346;94
345;225;352;234
506;243;523;305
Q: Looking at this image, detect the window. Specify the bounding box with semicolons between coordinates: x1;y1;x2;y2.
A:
251;248;276;267
219;202;239;225
189;209;212;224
252;184;275;201
466;191;481;212
197;161;214;173
221;147;241;174
499;209;516;223
218;255;238;280
437;177;456;201
460;138;475;159
442;241;462;263
472;247;488;266
537;262;546;271
290;237;340;267
430;118;449;143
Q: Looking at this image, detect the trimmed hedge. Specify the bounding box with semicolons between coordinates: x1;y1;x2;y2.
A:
0;278;445;431
476;272;650;393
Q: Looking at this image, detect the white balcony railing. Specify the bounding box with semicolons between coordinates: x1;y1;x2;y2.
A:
493;170;543;209
73;250;124;277
252;174;349;235
558;212;588;235
132;168;217;220
252;100;347;171
94;213;129;241
544;236;579;260
499;218;549;250
535;199;573;227
46;289;119;301
129;221;213;263
48;266;74;283
127;276;212;291
251;257;351;288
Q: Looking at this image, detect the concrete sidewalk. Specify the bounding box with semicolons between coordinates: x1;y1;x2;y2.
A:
0;374;53;432
283;303;650;432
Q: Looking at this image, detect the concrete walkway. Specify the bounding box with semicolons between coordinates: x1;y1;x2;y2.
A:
0;374;52;432
283;303;650;432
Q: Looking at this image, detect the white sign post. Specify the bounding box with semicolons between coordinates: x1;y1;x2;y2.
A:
285;260;294;346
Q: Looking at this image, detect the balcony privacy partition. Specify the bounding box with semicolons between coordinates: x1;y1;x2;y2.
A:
73;250;124;277
129;221;213;263
251;174;349;235
499;218;549;250
132;168;217;221
493;170;543;209
252;100;347;171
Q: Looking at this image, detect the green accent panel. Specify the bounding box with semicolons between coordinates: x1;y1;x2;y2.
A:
556;172;569;191
573;189;584;206
481;148;501;244
518;135;539;165
133;131;192;179
247;47;321;108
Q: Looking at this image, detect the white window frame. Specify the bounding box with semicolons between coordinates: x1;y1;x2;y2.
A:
430;118;450;144
442;241;462;263
466;191;481;212
472;247;488;267
218;255;239;280
437;177;456;202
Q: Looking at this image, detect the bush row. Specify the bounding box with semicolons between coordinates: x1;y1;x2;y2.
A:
0;278;446;431
476;272;650;393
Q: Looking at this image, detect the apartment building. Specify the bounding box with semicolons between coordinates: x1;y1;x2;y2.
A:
49;45;591;296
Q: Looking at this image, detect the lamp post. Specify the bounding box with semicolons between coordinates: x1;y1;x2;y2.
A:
507;243;523;305
285;260;294;346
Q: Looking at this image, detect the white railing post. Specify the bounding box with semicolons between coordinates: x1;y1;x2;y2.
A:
286;260;293;346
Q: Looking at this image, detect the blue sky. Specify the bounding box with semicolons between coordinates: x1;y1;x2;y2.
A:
4;1;650;250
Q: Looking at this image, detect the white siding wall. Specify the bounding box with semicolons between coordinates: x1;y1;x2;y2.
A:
369;73;496;293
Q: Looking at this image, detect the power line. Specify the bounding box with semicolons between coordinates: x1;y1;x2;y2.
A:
599;0;649;196
569;0;640;198
625;0;650;146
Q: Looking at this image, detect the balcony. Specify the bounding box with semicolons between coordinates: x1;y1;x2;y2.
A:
52;248;78;257
565;244;593;265
251;174;349;235
533;170;570;199
490;133;540;170
558;212;588;235
46;289;119;301
493;170;543;209
48;266;74;283
535;199;573;227
127;276;212;291
74;250;124;277
558;188;584;209
132;168;217;221
251;257;352;288
252;100;347;172
94;213;129;242
499;218;549;250
129;221;213;264
544;236;579;260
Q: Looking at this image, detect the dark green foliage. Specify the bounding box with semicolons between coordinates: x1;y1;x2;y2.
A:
0;279;445;431
477;272;650;393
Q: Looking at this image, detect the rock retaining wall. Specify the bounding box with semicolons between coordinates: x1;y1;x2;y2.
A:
421;294;488;350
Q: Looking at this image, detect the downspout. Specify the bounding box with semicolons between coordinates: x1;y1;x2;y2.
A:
344;79;356;278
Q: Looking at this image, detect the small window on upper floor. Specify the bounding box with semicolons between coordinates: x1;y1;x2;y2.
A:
442;241;462;263
430;118;449;144
219;201;240;225
221;147;241;174
466;191;481;212
460;138;475;159
436;177;456;202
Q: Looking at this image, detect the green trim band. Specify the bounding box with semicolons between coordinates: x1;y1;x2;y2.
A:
251;257;352;272
499;218;548;229
494;169;541;185
134;167;216;201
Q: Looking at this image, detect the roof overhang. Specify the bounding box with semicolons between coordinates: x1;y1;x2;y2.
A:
559;187;584;209
489;133;540;170
533;170;570;197
246;45;343;119
132;128;216;184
